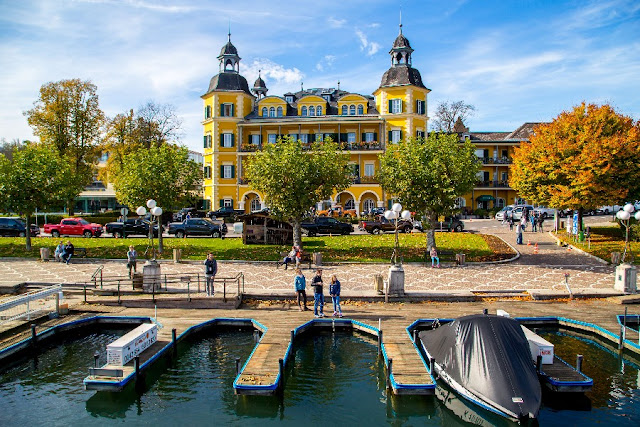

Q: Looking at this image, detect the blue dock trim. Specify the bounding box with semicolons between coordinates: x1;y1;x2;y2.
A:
538;354;593;388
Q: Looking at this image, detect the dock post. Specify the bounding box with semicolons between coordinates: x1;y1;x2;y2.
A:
576;354;583;372
429;357;435;374
412;329;417;343
536;355;542;373
118;281;121;305
291;330;295;345
94;351;100;368
55;291;60;315
197;278;200;294
236;357;241;375
387;358;393;390
223;279;226;303
31;324;37;347
187;282;191;302
134;356;140;382
378;330;383;357
332;319;335;333
278;358;284;391
623;307;628;342
83;285;87;303
165;274;167;291
619;324;624;350
172;328;177;351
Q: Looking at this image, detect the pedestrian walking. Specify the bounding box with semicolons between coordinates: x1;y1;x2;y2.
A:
126;245;137;278
531;213;537;232
63;241;74;264
329;275;342;317
204;252;217;296
430;246;440;268
294;268;308;311
516;222;523;245
537;215;545;233
312;269;324;318
521;216;527;232
507;216;514;231
54;241;65;262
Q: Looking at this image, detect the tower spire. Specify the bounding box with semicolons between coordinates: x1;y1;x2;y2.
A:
399;9;402;34
228;19;231;41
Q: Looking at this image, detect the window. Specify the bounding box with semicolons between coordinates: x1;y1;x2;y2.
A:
250;197;261;212
261;107;267;117
364;163;375;177
289;133;298;141
300;134;309;143
223;199;233;208
222;165;234;179
416;130;425;138
277;106;283;117
347;132;356;143
391;130;401;143
268;134;277;144
501;171;508;182
496;198;505;208
222;133;233;147
349;105;356;115
357;104;364;115
390;99;402;114
416;100;425;115
309;106;315;116
341;105;347;115
205;105;211;119
269;107;275;117
301;106;307;116
454;197;466;208
344;199;355;210
363;199;376;213
204;166;211;179
285;96;294;103
222;103;234;117
317;106;323;116
315;133;323;142
251;134;261;145
203;135;212;148
365;132;374;142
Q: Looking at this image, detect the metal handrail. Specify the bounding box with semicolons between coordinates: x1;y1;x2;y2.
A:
90;265;104;288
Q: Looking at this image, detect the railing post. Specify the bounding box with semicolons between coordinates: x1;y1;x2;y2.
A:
55;291;60;315
26;298;30;321
187;281;191;302
223;279;226;303
100;269;103;289
197;277;200;294
152;282;155;304
378;329;383;357
387;358;393;390
165;274;167;291
84;285;87;303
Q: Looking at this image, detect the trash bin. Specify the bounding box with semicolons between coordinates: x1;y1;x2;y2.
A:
456;253;466;266
313;252;322;266
173;248;182;263
611;252;621;265
40;247;50;262
373;274;384;295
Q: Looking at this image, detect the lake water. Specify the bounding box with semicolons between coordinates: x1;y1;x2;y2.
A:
1;325;639;426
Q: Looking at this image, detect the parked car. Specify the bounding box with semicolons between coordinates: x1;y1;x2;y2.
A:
173;208;207;222
358;215;413;234
301;217;354;236
511;205;535;221
362;207;386;217
43;218;103;238
167;218;227;238
105;218;158;238
207;206;244;219
414;216;464;233
532;206;556;219
0;217;39;237
316;204;357;218
495;205;514;221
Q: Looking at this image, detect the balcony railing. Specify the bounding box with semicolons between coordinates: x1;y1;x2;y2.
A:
480;157;512;165
351;176;379;184
476;180;510;188
341;141;383;151
240;143;261;152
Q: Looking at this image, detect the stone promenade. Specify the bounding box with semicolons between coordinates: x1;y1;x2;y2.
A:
0;222;618;298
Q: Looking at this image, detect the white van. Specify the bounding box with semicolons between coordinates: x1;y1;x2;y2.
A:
512;205;535;221
495;205;514;221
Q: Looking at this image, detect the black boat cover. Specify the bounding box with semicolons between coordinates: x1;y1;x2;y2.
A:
419;314;541;420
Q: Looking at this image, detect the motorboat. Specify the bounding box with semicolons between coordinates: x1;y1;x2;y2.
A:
418;314;541;423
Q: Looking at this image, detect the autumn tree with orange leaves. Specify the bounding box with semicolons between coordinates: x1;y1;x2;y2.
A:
510;103;640;229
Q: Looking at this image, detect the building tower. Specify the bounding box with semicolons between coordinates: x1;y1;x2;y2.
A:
252;70;268;99
201;34;255;210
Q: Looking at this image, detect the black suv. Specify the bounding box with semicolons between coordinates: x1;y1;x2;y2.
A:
414;216;464;233
0;217;40;237
168;218;227;238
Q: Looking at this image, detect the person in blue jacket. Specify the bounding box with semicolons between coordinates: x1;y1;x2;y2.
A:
329;274;343;317
294;268;308;311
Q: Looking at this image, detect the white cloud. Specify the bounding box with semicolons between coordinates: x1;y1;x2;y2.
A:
327;16;346;28
316;54;337;72
355;29;381;56
368;22;380;28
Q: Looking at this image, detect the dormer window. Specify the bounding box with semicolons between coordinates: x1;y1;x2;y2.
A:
301;106;307;116
349;105;356;115
277;106;283;117
261;107;267;117
357;105;364;115
317;106;323;116
341;105;347;115
309;106;315;116
285;95;294;103
269;107;275;117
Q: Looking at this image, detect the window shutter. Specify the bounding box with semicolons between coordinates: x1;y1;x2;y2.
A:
231;104;235;117
388;100;392;113
220;166;224;178
399;130;403;141
220;199;224;208
361;133;366;142
231;134;235;147
203;135;207;148
231;165;235;178
388;131;392;142
207;135;212;148
373;132;378;141
220;104;224;117
220;134;224;147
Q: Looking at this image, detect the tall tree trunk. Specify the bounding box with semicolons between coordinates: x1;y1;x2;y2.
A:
158;222;164;254
425;216;437;252
25;213;32;251
292;219;302;249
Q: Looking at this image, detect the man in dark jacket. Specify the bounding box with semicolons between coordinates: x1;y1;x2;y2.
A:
63;241;74;264
204;252;218;296
312;269;324;317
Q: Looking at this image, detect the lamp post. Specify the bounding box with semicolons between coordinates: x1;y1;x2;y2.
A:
616;203;640;263
136;199;163;293
384;203;412;296
136;199;163;260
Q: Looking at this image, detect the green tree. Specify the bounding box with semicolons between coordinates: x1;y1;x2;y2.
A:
378;134;480;251
0;143;70;250
24;79;105;214
511;103;640;230
110;144;202;253
245;137;351;248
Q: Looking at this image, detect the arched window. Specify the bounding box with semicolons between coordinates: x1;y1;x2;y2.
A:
341;105;347;115
301;106;307;116
225;59;233;71
344;198;355;210
250;197;261;212
261;107;267;117
317;106;323;116
277;106;283;117
357;104;364;115
269;107;275;117
309;106;315;116
363;198;376;213
349;105;356;115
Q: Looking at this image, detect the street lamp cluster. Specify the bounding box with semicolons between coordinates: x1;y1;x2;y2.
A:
136;199;163;260
616;203;640;263
384;202;412;266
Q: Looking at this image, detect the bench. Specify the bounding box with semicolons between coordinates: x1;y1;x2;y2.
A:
277;251;312;269
75;247;87;258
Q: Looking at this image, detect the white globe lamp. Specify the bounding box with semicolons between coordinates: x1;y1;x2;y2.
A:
401;210;412;220
384;210;397;220
617;211;631;221
151;206;163;217
635;211;640;221
623;203;635;213
136;206;147;216
147;199;157;209
392;203;402;213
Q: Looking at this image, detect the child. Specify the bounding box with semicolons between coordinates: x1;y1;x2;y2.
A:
329;275;342;317
430;246;440;268
312;269;324;318
294;268;308;311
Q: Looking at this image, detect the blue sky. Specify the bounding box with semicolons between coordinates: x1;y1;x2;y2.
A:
1;0;639;153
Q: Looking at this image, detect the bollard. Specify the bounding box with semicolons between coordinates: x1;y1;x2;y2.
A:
84;285;87;303
576;354;583;372
619;324;624;350
31;324;37;346
536;355;542;373
236;357;241;375
94;351;100;368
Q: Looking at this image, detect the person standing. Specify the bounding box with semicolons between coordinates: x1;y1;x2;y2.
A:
204;252;218;296
54;241;65;262
507;216;514;231
294;268;308;311
538;215;545;233
312;269;324;318
515;222;523;245
430;246;440;268
63;241;74;264
126;245;137;278
329;275;342;317
531;212;537;232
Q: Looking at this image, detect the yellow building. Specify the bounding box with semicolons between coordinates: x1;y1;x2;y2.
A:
202;28;528;215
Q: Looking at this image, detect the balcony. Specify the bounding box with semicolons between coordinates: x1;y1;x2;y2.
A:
476;180;511;188
480;157;512;165
240;143;261;152
351;176;379;184
341;141;383;151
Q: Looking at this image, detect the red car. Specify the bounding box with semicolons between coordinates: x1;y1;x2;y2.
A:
44;217;103;238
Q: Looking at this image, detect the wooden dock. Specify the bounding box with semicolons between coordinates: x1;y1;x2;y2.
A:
539;356;593;392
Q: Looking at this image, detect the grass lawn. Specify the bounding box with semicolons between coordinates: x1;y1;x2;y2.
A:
555;226;639;264
0;232;510;263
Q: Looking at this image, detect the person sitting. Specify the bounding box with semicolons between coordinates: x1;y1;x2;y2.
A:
54;241;65;262
279;246;298;270
63;241;74;264
430;246;440;268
